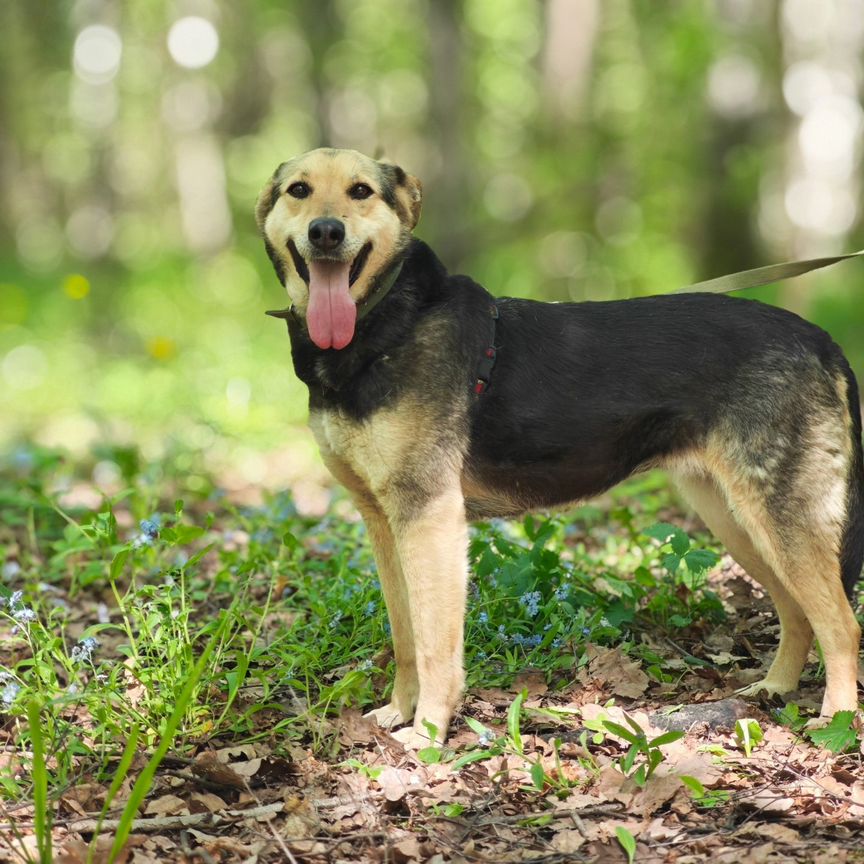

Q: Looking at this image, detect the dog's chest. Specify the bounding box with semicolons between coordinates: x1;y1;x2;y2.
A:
308;402;428;494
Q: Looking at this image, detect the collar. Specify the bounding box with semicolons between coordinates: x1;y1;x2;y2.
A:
265;260;405;325
473;301;499;395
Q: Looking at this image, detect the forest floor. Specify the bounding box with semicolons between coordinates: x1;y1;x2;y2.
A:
1;443;863;863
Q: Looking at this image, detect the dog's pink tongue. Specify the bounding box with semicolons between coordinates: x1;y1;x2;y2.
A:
306;260;356;350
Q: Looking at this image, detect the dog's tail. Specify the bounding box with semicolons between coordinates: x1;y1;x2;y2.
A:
840;361;864;598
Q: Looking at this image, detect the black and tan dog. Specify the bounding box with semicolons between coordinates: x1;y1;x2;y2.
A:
256;148;863;747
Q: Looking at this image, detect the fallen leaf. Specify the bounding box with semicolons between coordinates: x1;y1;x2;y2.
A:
143;794;188;817
191;750;246;789
550;828;586;853
582;645;649;699
188;791;227;813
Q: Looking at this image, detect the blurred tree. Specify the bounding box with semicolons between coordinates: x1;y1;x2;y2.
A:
0;0;861;450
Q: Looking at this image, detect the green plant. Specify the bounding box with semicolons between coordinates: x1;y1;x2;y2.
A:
27;698;51;864
734;719;764;757
680;774;731;809
601;714;685;786
615;826;637;864
806;711;859;754
107;615;229;862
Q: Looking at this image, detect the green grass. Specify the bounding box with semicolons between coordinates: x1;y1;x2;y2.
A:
1;440;727;817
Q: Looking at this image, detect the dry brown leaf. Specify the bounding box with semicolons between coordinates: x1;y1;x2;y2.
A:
636;773;683;816
744;789;795;814
392;835;424;861
143;794;188;817
191;751;246;789
582;644;649;699
376;765;427;802
337;708;382;745
595;766;634;806
550;828;586;853
745;822;801;844
513;670;548;698
188;791;227;813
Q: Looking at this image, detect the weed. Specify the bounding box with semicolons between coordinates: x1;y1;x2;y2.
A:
601;713;685;786
734;719;765;757
806;711;860;754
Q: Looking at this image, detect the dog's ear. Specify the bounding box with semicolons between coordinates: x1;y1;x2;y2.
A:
378;160;423;230
255;162;288;231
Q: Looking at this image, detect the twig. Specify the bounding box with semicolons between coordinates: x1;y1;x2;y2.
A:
65;802;284;835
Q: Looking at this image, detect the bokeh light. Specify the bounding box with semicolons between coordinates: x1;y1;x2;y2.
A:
167;17;220;69
73;25;123;84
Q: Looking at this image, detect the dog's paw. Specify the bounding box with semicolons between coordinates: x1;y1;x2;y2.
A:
391;725;437;749
363;702;411;730
736;679;793;700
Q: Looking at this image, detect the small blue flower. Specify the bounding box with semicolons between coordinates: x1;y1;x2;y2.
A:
552;637;562;649
12;608;36;624
497;624;507;640
329;612;342;629
71;636;100;664
554;584;570;602
519;591;542;618
581;627;592;637
359;659;373;671
478;611;488;625
383;620;391;636
365;600;377;616
7;591;23;610
478;729;495;747
1;681;20;708
477;650;487;660
139;517;160;539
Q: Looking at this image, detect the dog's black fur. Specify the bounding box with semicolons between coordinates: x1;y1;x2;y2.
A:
280;236;864;596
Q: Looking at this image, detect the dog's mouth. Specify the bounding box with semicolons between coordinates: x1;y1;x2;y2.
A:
287;239;373;350
287;239;372;288
348;241;372;287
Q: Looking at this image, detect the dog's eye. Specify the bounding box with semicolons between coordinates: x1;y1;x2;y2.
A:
348;183;373;200
286;182;310;199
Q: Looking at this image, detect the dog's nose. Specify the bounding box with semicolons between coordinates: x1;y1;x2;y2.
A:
308;218;345;252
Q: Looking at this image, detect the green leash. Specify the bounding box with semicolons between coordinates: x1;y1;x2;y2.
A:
675;249;864;294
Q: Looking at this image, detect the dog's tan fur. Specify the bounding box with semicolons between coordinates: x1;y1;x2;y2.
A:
258;148;862;748
256;149;420;313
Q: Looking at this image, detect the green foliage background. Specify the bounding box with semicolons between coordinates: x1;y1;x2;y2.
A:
1;0;862;465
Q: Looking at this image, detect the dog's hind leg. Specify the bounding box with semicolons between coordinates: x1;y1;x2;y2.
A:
675;473;813;697
776;548;860;718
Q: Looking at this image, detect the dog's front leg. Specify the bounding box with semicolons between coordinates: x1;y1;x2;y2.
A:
388;485;468;748
354;498;420;729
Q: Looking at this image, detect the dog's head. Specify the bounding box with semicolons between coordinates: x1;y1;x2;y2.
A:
256;148;422;350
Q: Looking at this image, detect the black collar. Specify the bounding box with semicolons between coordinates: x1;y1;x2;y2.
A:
473;301;498;395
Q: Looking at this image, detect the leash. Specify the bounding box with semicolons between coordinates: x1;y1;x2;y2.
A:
473;248;863;395
674;249;864;294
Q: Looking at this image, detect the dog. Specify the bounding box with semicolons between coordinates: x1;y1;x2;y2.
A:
256;148;863;747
